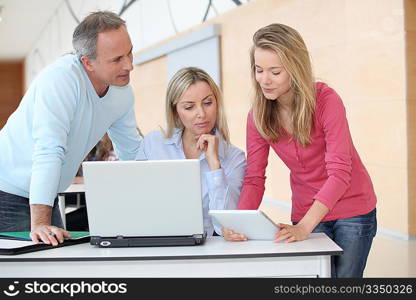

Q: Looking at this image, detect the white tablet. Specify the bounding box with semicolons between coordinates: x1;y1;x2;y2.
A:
209;210;280;240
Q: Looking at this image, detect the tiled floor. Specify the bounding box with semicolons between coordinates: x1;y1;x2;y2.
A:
259;201;416;277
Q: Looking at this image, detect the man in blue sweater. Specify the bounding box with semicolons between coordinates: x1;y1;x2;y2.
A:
0;11;142;245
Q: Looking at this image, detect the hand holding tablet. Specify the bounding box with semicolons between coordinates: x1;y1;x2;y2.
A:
209;210;280;240
221;227;248;242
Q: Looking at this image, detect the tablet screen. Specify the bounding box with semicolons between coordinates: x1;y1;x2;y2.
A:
209;210;279;240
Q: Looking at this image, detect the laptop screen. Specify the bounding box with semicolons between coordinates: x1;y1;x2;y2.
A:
82;159;204;237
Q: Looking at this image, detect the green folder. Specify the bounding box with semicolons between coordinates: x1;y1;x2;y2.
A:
0;231;90;255
0;231;89;241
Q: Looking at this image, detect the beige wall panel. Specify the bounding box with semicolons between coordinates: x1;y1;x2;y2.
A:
311;44;348;95
347;101;407;168
309;37;406;105
131;56;168;135
285;0;347;49
346;0;405;43
344;38;406;102
366;164;408;235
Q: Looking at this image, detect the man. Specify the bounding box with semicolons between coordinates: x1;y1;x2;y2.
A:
0;11;142;245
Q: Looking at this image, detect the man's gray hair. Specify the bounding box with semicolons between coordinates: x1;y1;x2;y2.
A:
72;11;126;60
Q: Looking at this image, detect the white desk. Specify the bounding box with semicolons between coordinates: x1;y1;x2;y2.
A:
58;184;85;229
0;233;342;278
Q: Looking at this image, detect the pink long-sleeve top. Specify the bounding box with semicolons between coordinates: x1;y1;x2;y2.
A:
238;82;377;222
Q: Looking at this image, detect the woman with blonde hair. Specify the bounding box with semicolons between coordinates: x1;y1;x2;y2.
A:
136;67;246;236
223;24;377;278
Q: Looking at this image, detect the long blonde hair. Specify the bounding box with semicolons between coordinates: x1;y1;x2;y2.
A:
250;23;315;146
164;67;230;142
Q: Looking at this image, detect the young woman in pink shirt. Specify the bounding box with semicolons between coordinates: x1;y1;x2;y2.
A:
223;23;377;278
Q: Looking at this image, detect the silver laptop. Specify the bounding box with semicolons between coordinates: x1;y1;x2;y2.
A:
82;159;206;247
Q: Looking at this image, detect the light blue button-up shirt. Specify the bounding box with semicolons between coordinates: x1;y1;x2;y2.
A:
136;128;246;236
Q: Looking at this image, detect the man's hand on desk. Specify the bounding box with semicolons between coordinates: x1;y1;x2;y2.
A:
30;225;71;246
222;227;247;242
30;204;71;246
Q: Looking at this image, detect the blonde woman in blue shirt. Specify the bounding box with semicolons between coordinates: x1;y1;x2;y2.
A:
136;67;246;236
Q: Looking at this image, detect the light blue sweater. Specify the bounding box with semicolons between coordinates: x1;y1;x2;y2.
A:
0;54;141;206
